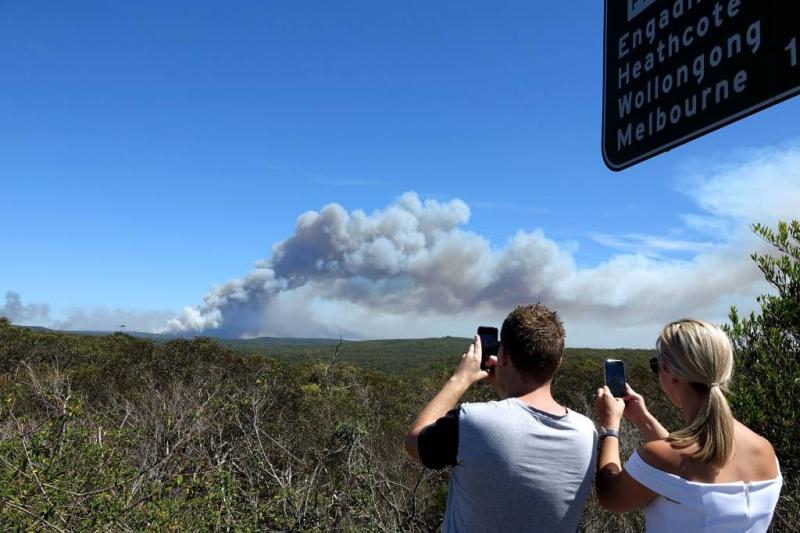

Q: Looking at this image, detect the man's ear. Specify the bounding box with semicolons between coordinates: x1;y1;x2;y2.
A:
501;347;510;366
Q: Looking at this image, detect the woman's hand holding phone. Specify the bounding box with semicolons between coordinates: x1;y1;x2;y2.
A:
620;384;670;441
594;386;625;430
622;384;649;426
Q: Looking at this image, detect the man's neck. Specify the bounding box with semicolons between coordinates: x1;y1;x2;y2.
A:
506;381;566;416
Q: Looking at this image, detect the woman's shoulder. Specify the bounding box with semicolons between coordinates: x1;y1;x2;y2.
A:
637;439;683;476
734;420;775;453
636;422;779;482
732;420;779;480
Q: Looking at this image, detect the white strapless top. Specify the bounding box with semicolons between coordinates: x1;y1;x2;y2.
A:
624;450;782;533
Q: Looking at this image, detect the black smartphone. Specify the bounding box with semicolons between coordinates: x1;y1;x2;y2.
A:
477;326;500;370
604;359;626;398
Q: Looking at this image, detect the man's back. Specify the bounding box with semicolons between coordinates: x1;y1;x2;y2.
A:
443;398;597;533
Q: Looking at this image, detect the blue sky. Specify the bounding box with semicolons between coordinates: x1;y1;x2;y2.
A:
2;1;799;346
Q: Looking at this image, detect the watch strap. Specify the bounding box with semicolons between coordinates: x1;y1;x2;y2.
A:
598;427;620;439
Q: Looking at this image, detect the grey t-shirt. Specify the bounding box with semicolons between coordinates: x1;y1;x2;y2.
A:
442;398;597;533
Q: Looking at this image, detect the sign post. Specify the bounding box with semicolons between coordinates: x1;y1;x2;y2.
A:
602;0;800;171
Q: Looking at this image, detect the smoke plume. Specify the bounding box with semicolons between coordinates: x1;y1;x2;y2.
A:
164;140;800;344
1;291;51;324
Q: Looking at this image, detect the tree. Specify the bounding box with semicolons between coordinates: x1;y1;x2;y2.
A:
725;220;799;527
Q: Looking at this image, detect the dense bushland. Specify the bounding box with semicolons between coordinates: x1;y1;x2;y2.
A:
0;319;676;531
0;323;433;530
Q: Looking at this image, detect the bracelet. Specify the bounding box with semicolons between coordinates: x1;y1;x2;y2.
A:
598;427;620;439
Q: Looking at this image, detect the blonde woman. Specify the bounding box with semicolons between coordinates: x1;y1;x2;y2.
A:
594;319;782;532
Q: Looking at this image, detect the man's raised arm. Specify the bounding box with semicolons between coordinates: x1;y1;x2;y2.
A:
404;336;492;463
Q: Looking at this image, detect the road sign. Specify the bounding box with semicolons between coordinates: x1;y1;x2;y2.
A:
602;0;800;171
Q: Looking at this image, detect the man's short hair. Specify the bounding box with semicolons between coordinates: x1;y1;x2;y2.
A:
500;303;565;382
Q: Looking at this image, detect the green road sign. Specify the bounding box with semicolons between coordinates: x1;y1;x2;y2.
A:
603;0;800;171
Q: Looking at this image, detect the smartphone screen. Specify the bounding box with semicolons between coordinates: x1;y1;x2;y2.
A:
477;327;498;350
604;359;626;398
477;326;499;370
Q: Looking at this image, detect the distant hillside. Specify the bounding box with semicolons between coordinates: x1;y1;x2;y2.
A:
12;325;181;341
223;336;344;347
9;324;654;376
12;324;344;346
220;336;655;376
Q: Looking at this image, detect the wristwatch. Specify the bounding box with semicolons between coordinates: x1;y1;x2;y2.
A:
598;427;620;439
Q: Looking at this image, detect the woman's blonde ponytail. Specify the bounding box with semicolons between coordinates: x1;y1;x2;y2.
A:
657;319;736;468
667;383;735;468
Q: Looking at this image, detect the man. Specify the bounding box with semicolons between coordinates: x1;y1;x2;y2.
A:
405;304;597;532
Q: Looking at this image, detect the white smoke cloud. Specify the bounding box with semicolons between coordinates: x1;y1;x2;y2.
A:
1;291;174;333
51;307;177;332
1;291;51;324
162;143;800;345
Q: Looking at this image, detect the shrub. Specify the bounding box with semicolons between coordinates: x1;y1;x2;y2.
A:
725;220;800;530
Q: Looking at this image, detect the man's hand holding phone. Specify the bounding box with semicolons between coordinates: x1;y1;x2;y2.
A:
452;335;493;387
